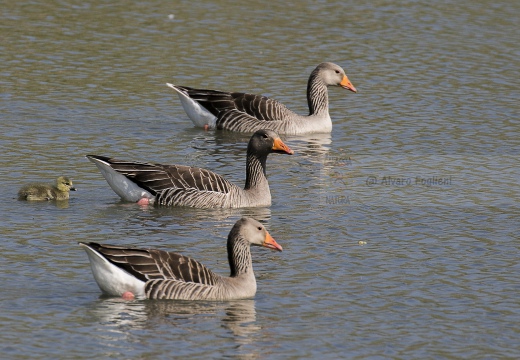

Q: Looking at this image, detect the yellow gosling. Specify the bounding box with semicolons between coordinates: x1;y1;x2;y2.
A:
18;176;76;201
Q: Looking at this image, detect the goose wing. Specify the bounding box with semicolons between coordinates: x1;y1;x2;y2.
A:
176;86;295;122
83;242;221;286
91;156;235;195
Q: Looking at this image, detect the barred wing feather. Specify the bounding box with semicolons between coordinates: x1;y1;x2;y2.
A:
177;86;295;123
232;92;294;121
88;243;221;286
104;159;235;196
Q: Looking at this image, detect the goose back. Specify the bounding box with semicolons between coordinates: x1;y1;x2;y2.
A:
84;243;221;285
87;155;239;208
175;86;296;121
92;157;234;195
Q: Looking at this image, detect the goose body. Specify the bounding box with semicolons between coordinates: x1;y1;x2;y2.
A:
86;129;293;208
18;176;76;201
167;62;357;135
80;217;283;300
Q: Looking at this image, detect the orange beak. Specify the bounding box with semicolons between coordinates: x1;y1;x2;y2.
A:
272;138;294;155
263;231;283;252
340;75;357;93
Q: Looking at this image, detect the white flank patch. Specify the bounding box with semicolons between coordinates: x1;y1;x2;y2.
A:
81;244;146;299
88;157;153;202
166;83;217;128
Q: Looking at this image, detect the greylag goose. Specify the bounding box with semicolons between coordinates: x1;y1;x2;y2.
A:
86;129;293;208
80;217;283;300
167;62;357;135
18;176;76;201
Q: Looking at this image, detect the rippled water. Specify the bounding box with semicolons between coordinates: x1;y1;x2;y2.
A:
1;0;519;358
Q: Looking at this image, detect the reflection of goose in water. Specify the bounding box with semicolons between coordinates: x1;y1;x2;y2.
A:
211;131;333;158
221;300;261;343
147;299;259;338
85;298;260;358
86;204;273;250
285;132;333;159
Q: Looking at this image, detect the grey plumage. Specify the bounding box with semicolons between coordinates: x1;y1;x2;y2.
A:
86;129;293;208
80;217;283;300
167;62;357;134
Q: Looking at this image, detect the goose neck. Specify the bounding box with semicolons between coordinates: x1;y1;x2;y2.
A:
306;70;329;116
227;235;253;277
244;152;268;190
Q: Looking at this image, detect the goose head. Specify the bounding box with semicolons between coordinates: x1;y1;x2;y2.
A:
56;176;77;192
232;217;283;251
315;62;357;93
248;129;294;156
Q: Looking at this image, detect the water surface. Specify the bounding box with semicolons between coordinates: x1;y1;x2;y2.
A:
1;0;519;359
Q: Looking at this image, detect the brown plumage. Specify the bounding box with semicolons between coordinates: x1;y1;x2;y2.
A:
80;217;283;300
86;129;293;208
167;62;357;134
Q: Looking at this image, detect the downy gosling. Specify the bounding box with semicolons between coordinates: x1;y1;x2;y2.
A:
18;176;76;201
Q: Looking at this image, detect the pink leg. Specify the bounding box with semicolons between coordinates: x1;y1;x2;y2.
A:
137;197;150;206
121;291;135;300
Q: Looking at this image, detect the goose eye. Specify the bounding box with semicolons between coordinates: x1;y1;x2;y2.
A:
262;134;269;139
335;70;340;74
257;226;262;230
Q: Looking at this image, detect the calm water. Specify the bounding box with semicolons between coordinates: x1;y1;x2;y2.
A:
1;0;520;358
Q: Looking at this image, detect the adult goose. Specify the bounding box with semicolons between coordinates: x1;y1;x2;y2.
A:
86;129;293;208
80;217;283;300
18;176;76;201
167;62;357;135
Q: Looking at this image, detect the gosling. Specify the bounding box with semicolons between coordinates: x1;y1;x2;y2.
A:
18;176;76;201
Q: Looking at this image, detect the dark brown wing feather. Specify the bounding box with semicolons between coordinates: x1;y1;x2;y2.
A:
83;242;221;285
177;86;295;122
90;156;234;196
